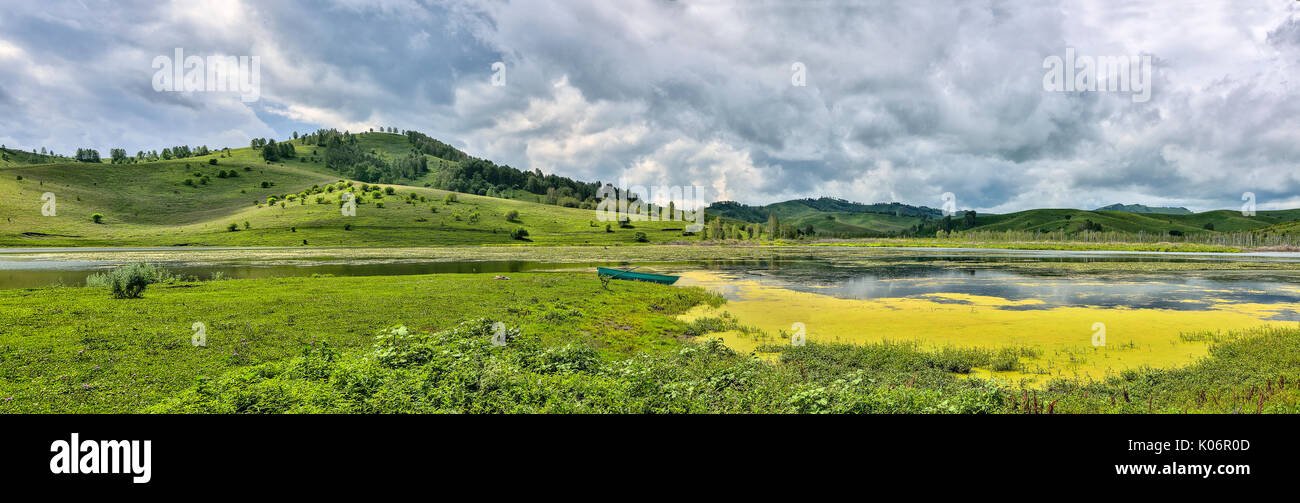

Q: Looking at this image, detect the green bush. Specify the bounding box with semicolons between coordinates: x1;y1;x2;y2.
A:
505;210;520;222
510;228;529;240
85;262;169;299
91;213;104;224
227;223;238;232
633;232;649;242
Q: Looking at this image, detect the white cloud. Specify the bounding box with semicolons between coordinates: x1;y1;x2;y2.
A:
2;0;1298;212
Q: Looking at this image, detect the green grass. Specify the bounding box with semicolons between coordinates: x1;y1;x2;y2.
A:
4;266;1297;413
0;271;720;413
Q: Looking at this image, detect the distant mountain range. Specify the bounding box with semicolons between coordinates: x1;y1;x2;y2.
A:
1095;203;1193;215
707;198;945;236
705;197;1300;238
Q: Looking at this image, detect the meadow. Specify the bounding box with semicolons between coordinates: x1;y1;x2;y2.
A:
2;266;1298;414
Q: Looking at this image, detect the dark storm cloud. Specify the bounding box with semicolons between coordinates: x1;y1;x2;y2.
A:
1;0;1298;211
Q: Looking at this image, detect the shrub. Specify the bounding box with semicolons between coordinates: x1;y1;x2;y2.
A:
384;187;395;195
505;210;520;222
344;223;353;231
243;221;250;230
261;181;270;188
91;213;104;224
85;262;168;299
208;158;217;165
510;228;529;240
633;232;649;243
227;223;238;232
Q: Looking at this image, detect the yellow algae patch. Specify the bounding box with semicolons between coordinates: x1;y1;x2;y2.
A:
677;270;1299;385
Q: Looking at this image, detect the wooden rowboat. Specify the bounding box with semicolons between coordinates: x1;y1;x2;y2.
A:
597;267;680;286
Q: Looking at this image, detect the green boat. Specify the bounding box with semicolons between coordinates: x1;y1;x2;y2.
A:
597;267;680;286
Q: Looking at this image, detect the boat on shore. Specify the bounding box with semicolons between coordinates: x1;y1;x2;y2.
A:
596;267;680;285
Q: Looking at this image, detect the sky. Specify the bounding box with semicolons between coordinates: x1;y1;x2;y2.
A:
1;0;1298;213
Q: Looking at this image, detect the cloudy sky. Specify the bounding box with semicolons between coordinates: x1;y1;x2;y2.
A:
2;0;1298;213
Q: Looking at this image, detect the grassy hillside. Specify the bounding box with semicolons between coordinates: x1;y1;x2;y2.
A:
0;138;694;247
970;208;1300;235
0;147;73;167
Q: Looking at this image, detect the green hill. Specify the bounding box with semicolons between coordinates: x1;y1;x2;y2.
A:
710;194;1300;239
1095;203;1192;215
0;146;74;167
707;197;941;236
967;208;1300;236
0;133;695;247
